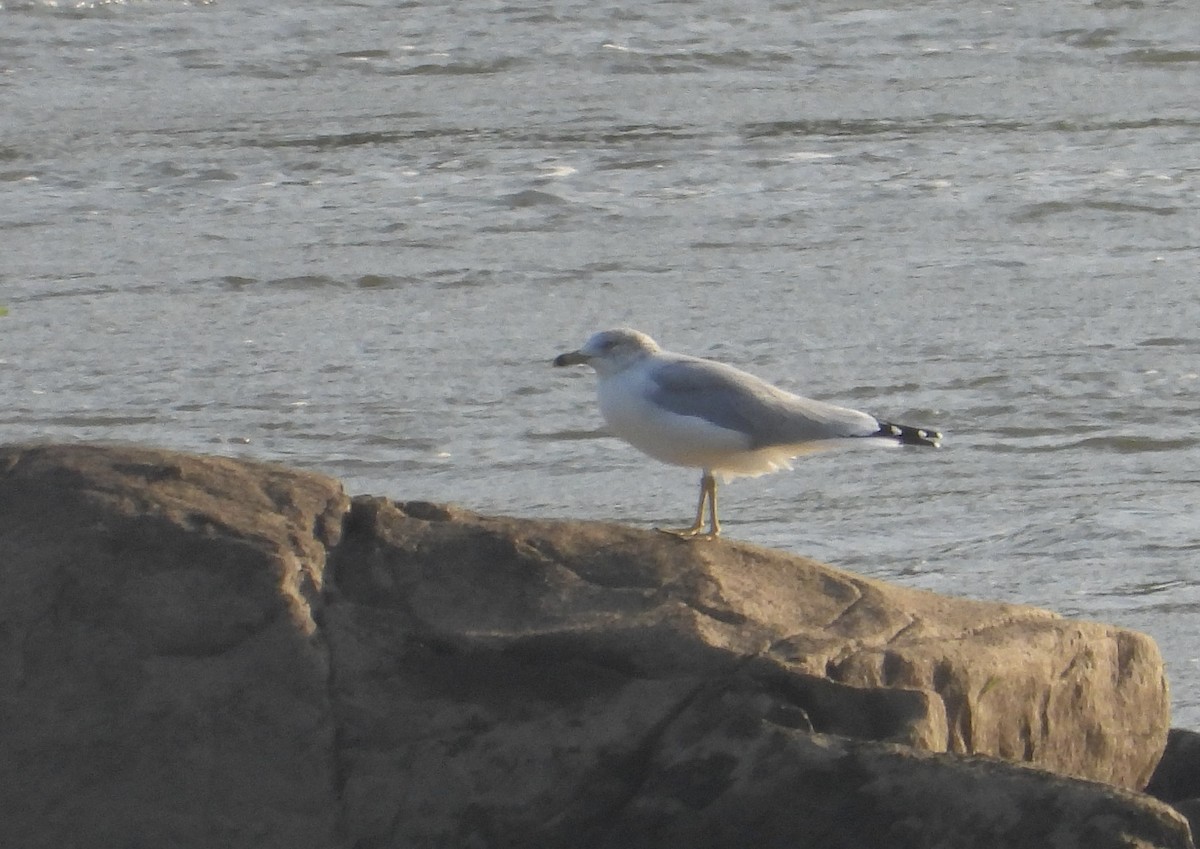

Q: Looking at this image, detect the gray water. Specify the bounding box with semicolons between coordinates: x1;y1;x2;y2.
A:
3;0;1200;725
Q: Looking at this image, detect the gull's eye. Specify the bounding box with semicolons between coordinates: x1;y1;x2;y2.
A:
599;338;616;351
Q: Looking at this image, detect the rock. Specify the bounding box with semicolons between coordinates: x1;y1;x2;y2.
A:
0;444;349;849
0;444;1186;849
1173;800;1200;848
1149;729;1200;804
326;495;1180;848
598;712;1187;849
328;495;1169;790
1147;727;1200;837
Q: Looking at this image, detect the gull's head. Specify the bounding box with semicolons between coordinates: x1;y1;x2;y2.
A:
553;328;660;377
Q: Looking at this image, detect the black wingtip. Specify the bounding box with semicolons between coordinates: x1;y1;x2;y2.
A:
874;421;942;448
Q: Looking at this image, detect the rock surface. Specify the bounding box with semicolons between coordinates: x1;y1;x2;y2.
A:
0;444;349;849
0;444;1188;849
1149;728;1200;839
1150;729;1200;804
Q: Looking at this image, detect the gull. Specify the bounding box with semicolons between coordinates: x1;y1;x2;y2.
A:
553;328;941;538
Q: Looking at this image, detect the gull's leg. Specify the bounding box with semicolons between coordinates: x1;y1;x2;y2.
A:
705;472;720;537
658;469;717;539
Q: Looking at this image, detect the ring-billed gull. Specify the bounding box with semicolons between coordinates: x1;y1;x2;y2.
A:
553;328;941;538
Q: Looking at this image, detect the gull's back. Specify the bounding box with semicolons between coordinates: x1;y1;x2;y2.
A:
645;354;880;449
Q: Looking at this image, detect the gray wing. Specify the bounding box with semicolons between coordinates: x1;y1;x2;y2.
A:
647;356;879;448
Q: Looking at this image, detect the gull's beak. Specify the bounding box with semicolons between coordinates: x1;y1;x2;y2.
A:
553;349;590;367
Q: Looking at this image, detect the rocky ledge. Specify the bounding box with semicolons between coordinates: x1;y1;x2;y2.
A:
0;443;1196;848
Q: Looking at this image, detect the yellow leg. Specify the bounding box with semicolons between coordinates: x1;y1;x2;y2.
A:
658;471;720;539
706;471;720;537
